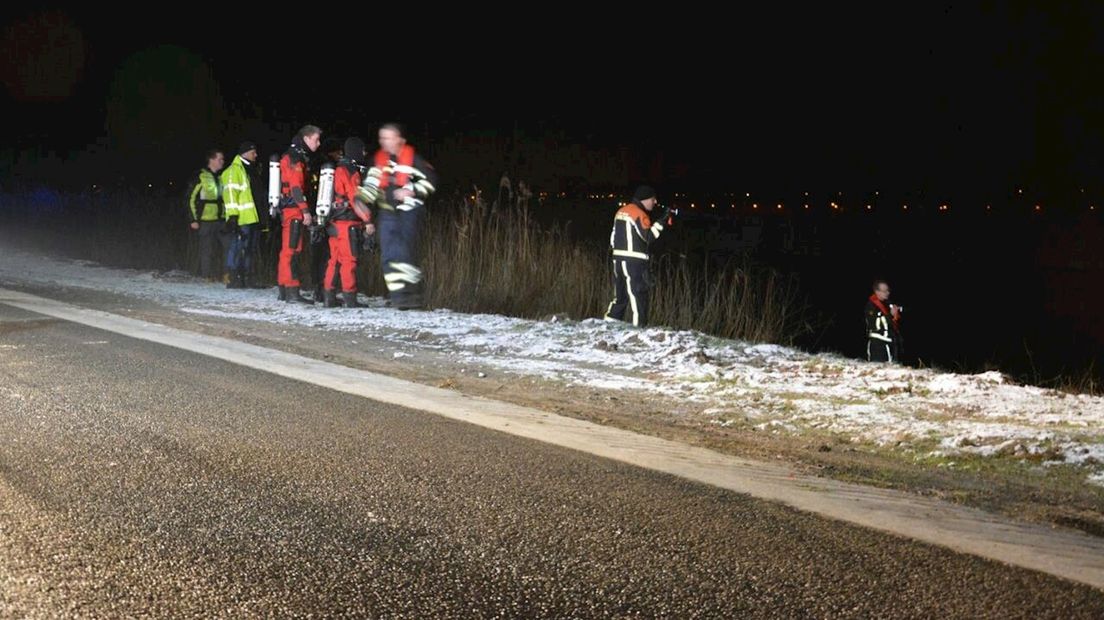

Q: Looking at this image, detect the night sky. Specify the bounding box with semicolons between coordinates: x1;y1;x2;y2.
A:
2;4;1104;195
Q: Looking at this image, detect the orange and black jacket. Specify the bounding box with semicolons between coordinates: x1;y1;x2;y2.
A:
865;295;900;346
332;159;369;223
279;141;312;214
609;201;665;260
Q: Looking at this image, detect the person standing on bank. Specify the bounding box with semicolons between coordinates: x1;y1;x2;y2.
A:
277;124;322;303
866;279;903;363
187;149;225;280
357;123;438;310
604;185;670;326
220;141;262;289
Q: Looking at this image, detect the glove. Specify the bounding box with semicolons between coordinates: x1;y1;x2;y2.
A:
653;204;671;226
223;216;239;234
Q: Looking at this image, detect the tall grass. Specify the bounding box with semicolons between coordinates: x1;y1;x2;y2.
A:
3;188;811;346
420;199;608;319
649;255;811;345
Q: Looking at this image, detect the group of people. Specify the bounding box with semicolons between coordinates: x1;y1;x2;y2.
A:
189;132;902;362
186;123;436;310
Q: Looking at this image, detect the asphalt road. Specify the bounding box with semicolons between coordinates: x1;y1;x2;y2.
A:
1;302;1101;618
